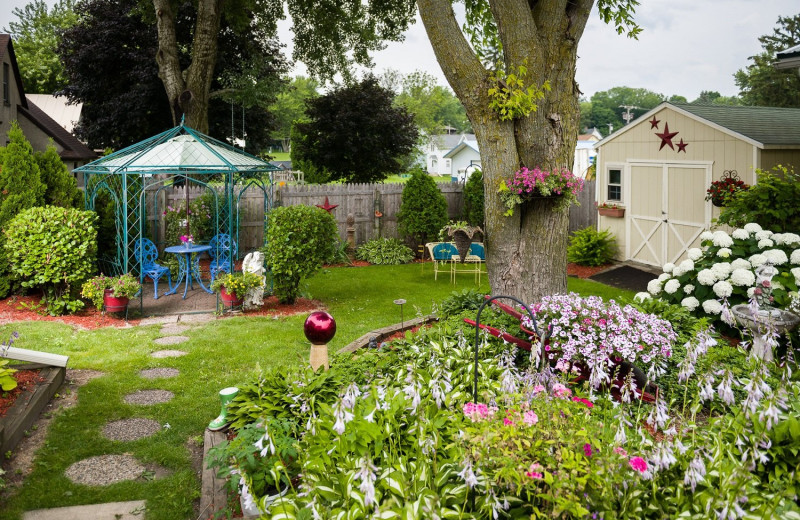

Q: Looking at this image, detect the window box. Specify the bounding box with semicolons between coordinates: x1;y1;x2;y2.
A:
598;207;625;218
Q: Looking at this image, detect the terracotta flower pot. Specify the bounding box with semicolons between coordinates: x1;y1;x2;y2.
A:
598;207;625;218
103;289;129;313
220;287;244;306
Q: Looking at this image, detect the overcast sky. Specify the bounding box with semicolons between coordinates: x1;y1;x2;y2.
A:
2;0;798;101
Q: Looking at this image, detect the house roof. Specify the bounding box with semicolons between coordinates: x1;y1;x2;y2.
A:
776;43;800;70
26;94;82;133
596;102;800;149
430;133;475;151
17;99;95;160
444;139;479;158
0;35;28;110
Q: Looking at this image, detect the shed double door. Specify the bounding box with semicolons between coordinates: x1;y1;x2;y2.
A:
626;162;711;267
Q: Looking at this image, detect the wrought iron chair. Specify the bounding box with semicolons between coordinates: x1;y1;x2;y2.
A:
427;242;458;281
134;238;172;299
209;233;238;283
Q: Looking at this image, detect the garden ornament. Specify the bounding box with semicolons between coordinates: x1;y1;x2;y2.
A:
305;311;336;371
242;251;266;310
208;386;239;431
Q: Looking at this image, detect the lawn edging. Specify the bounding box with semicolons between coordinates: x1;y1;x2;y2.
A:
338;314;439;354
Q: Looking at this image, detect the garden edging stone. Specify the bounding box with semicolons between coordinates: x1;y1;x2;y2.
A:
338;315;438;354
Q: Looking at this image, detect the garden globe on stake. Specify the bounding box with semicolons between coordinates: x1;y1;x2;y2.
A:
304;311;336;371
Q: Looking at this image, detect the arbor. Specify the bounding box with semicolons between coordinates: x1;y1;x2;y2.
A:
292;76;418;183
735;14;800;107
3;0;78;94
269;76;320;153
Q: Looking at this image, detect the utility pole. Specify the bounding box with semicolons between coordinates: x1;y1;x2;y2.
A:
620;105;640;125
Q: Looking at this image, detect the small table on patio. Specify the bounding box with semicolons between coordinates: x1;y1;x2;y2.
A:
164;244;213;299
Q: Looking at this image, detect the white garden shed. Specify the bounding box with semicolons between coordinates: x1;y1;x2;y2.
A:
595;102;800;267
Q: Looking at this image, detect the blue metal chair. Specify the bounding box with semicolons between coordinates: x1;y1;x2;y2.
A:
134;238;172;299
428;242;459;281
209;233;238;283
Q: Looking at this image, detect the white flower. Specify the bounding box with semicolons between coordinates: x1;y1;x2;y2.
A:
711;262;731;279
687;248;703;261
744;223;763;233
716;248;731;258
749;254;767;267
658;272;671;282
792;268;800;286
747;287;756;298
730;268;755;287
681;297;700;311
634;292;651;302
683;284;694;294
763;249;788;265
702;300;722;315
712;231;733;248
731;258;752;270
663;262;675;274
792;250;800;265
778;233;800;246
700;231;714;241
758;238;774;249
647;279;662;295
697;269;717;286
664;279;681;294
732;229;750;240
713;280;733;298
755;230;773;241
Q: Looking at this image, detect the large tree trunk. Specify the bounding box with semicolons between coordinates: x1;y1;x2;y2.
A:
152;0;222;133
418;0;591;305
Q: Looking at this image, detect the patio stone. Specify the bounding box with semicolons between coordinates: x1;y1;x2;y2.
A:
123;390;174;405
65;455;145;486
153;335;189;345
139;315;179;326
179;313;215;324
160;324;191;335
23;500;147;520
139;367;180;379
102;418;161;441
150;349;187;358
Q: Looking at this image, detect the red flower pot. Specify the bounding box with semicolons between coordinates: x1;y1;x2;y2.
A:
220;287;243;306
103;289;129;313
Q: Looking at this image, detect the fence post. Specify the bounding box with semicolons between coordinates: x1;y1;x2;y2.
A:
373;187;382;239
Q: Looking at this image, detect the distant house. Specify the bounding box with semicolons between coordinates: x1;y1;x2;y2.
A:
444;138;481;182
1;34;95;185
594;102;800;267
425;133;475;176
574;128;602;178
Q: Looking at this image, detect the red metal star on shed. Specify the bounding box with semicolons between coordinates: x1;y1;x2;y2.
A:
649;116;660;129
655;123;678;151
676;139;689;153
316;196;339;213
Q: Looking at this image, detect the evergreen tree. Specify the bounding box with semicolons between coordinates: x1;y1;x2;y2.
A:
397;169;448;245
0;122;45;225
36;141;79;208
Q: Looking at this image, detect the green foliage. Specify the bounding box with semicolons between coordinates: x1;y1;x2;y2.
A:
581;87;667;136
80;273;140;311
0;358;18;391
355;238;413;265
439;288;487;318
265;205;338;303
4;206;97;315
462;169;484;227
397;168;448;244
289;124;328;184
209;271;264;300
487;60;550;121
567;227;618;266
717;165;800;232
268;75;319;152
0;122;45;225
35;142;79;208
392;70;471;136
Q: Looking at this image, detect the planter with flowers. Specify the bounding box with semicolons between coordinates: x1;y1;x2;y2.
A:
705;171;749;207
597;202;625;218
498;166;584;217
210;271;264;307
80;273;141;313
440;221;483;263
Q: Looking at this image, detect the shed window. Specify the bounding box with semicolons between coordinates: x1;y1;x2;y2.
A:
607;168;622;201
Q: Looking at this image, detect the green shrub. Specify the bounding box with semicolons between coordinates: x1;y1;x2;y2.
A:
36;142;80;208
462;169;484;227
567;227;617;266
397;168;448;245
4;206;98;315
265;205;338;303
355;238;413;265
717;164;800;232
439;288;487;317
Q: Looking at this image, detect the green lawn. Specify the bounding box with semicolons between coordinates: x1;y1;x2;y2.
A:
0;265;634;519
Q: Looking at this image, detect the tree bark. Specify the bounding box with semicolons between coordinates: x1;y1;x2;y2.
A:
417;0;592;305
152;0;222;132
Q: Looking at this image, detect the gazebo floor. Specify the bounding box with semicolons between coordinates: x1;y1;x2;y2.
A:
133;280;219;316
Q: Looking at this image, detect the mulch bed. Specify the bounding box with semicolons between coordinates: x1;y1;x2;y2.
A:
567;263;613;279
0;369;45;418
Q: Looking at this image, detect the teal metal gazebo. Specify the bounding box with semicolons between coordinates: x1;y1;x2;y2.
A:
74;122;279;309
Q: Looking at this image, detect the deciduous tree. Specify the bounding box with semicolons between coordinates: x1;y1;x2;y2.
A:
269;76;320;153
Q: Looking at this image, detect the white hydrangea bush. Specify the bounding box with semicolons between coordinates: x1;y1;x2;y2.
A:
647;225;800;321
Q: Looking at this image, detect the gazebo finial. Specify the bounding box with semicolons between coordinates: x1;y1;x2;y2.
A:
180;114;186;126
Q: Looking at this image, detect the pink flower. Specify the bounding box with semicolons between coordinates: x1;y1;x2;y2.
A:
523;410;538;426
503;417;513;426
525;462;544;479
613;447;628;457
629;457;648;473
552;383;572;398
583;443;593;458
572;396;594;409
532;384;546;395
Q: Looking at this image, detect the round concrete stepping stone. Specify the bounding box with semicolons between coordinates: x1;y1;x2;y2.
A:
160;324;191;335
139;367;180;379
150;349;187;358
153;335;189;345
124;389;174;405
102;418;161;441
65;454;145;486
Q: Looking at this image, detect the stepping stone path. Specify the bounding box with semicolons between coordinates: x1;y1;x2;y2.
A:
124;389;174;405
65;454;145;486
153;335;189;345
102;418;161;441
160;324;191;335
150;349;187;358
139;367;179;379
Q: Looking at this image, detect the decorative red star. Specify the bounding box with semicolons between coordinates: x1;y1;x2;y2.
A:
676;139;689;153
649;116;660;129
316;196;338;213
655;123;678;151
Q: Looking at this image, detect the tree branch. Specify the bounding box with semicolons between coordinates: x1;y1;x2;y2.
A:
490;0;540;66
152;0;184;123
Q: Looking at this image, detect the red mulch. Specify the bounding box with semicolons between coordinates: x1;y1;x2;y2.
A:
324;260;370;268
233;296;323;318
0;369;45;417
567;263;613;279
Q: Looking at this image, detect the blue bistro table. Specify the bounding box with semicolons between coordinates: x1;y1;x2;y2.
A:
164;244;213;299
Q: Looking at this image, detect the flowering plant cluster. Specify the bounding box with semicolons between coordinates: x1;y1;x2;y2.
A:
498;166;584;215
179;234;194;244
642;224;800;322
210;271;264;300
80;273;141;310
705;176;749;206
597;201;621;209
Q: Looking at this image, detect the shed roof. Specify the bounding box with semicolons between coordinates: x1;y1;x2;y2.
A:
444;139;479;158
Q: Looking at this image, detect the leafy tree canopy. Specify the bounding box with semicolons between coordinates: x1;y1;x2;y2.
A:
580;87;666;136
735;14;800;107
3;0;78;94
268;76;320;153
292;75;419;183
388;70;471;137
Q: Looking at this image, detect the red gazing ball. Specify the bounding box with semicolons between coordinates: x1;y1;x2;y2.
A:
304;311;336;345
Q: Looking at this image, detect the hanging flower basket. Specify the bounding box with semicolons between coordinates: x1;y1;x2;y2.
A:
440;221;483;263
498;166;584;217
706;171;749;207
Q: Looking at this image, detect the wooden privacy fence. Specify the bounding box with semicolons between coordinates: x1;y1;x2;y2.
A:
568;180;597;234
